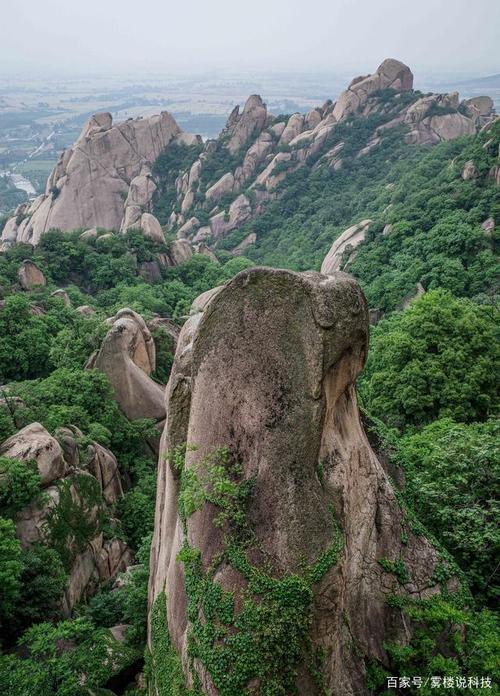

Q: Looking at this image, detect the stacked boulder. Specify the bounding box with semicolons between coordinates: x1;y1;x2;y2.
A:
0;421;131;615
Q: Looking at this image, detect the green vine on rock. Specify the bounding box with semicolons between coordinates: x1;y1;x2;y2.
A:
160;445;344;696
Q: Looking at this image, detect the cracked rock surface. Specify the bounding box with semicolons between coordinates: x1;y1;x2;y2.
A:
149;267;450;695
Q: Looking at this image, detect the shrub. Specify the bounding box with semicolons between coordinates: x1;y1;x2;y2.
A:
0;456;41;517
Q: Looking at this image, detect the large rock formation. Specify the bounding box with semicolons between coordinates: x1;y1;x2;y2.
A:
88;308;165;423
0;422;66;486
321;219;372;274
1;111;199;246
332;58;414;121
1;422;131;614
166;59;493;248
2;60;493;256
17;260;46;290
148;268;453;695
225;95;268;154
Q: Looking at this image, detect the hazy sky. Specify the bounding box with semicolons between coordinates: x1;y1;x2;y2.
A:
1;0;499;77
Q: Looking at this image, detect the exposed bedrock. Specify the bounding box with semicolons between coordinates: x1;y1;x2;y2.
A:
1;111;199;246
87;308;165;423
0;422;131;615
149;267;451;695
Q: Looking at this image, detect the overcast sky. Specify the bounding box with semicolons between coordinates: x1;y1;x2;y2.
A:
1;0;499;77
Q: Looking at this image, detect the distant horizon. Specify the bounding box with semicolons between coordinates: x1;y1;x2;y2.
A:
1;63;499;83
2;0;499;78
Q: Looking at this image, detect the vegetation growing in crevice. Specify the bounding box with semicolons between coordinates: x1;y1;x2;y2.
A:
150;445;343;696
153;142;203;224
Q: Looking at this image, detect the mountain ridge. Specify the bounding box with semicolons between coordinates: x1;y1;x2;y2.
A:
1;58;495;254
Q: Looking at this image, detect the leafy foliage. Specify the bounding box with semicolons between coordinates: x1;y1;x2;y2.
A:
10;367;157;470
45;473;105;570
154;446;343;695
397;418;499;603
4;545;67;643
0;518;22;626
368;596;500;695
0;616;140;696
117;458;157;550
359;290;499;431
0;455;41;517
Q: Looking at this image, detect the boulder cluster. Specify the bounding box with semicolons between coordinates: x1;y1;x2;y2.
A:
0;421;131;614
1;111;200;247
1;58;494;257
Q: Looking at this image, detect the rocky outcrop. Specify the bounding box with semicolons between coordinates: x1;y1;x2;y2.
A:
0;422;66;486
89;308;165;422
462;160;478;180
87;441;124;506
17;260;46;290
169;239;193;265
177;217;200;239
1;422;131;614
279;113;304;145
481;217;495;235
51;289;71;306
1;111;198;245
208;194;252;240
225;95;268;154
332;58;413;122
140;212;165;243
462;96;494;125
237;131;275;185
321;219;372;274
168;59;493;250
149;267;451;695
404;95;477;145
205;172;235;205
231;231;256;255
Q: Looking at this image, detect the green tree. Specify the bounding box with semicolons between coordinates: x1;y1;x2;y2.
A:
4;545;67;643
0;518;22;626
359;290;499;431
0;456;41;517
397;418;499;603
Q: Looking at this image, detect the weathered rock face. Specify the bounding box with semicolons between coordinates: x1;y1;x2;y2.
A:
0;422;66;486
149;267;449;695
231;231;257;255
1;111;198;245
0;422;131;614
169;239;194;265
321;219;372;274
333;58;413;122
89;308;165;422
225;95;268;154
205;172;235;205
17;260;46;290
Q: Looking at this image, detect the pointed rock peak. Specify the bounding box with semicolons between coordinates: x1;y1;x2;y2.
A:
376;58;413;91
242;94;265;112
225;104;240;129
79;112;113;140
225;95;268;154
